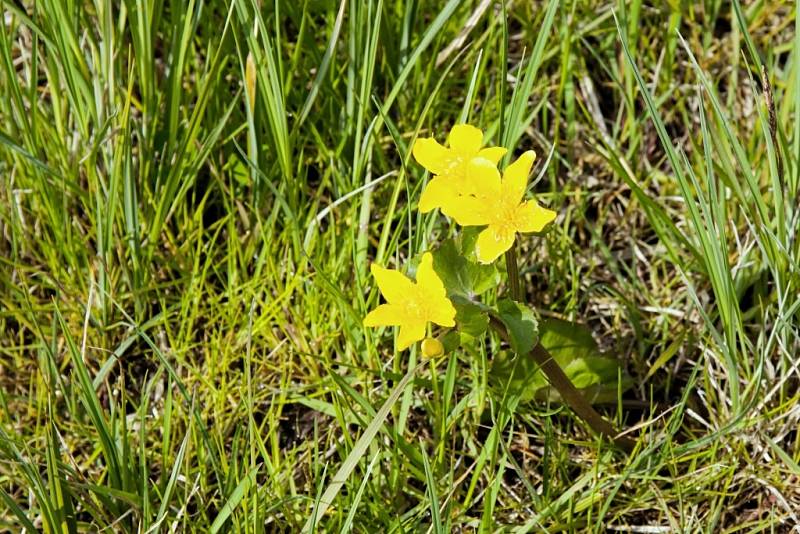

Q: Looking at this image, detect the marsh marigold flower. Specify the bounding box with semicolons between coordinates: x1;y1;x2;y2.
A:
447;151;556;264
363;252;456;350
413;125;507;213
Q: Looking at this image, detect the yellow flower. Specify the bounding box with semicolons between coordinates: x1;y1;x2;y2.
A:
446;151;556;264
412;124;507;213
363;252;456;350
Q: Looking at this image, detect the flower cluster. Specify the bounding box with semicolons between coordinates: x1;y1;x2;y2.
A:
363;124;556;351
415;125;555;264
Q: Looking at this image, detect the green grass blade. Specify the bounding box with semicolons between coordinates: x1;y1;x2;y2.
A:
209;464;260;534
302;362;421;533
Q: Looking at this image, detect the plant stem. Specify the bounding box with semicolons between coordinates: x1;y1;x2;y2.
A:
502;239;634;451
504;243;522;302
489;316;635;451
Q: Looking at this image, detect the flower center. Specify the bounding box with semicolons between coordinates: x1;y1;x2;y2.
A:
489;199;520;236
402;287;429;321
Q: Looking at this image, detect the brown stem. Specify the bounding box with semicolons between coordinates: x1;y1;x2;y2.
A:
504;243;522;302
489;316;635;452
502;239;633;450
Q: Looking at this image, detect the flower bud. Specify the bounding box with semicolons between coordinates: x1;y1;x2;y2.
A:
421;337;444;358
245;52;257;111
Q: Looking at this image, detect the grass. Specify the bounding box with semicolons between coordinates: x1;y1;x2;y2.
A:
1;0;799;531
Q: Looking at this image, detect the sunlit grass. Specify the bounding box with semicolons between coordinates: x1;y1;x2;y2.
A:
1;0;799;531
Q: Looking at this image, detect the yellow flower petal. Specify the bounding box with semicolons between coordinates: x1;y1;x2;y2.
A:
443;195;491;226
515;200;556;233
501;150;535;204
477;146;508;165
412;137;452;175
397;321;426;350
447;124;483;154
475;225;516;264
418;175;459;213
415;252;445;298
427;296;456;327
363;304;404;327
370;263;415;304
465;157;502;198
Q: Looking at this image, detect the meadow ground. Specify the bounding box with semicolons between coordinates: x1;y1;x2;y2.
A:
1;0;799;531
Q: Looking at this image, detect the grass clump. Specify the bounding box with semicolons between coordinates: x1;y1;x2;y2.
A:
1;0;799;531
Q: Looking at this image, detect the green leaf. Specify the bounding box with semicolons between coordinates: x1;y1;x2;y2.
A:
489;318;632;404
451;295;490;338
431;239;498;299
439;330;461;355
495;299;538;354
428;239;496;349
564;357;616;389
539;317;598;362
539;319;631;402
560;356;633;404
457;227;483;263
488;349;548;402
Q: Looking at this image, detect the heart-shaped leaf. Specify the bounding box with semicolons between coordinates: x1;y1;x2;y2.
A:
538;317;598;362
489;318;632;404
488;349;548;401
439;330;461;354
431;239;498;299
451;295;490;338
495;299;538;355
